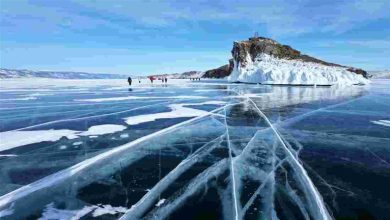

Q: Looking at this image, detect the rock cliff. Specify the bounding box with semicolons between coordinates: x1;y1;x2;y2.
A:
231;36;368;78
202;59;233;78
203;36;369;85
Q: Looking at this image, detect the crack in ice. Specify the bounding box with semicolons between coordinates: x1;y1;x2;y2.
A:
247;97;332;220
224;107;240;220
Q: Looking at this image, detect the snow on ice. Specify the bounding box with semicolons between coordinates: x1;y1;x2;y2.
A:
0;124;126;151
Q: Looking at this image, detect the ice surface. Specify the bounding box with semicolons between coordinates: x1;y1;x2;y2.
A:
75;95;207;102
0;78;389;219
228;54;369;85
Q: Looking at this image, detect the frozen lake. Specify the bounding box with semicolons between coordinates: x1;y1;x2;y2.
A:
0;78;389;219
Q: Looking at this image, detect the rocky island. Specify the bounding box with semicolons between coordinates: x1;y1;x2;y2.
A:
204;36;369;85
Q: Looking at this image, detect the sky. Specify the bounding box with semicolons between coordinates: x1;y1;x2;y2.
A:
1;0;389;75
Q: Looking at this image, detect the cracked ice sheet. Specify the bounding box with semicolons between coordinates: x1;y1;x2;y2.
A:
0;124;126;152
75;95;207;102
0;108;227;218
124;101;226;125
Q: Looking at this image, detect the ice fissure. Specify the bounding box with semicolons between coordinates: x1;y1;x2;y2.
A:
247;97;332;220
0;98;334;220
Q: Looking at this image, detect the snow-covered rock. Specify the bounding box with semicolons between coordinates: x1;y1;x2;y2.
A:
226;37;369;85
228;54;369;85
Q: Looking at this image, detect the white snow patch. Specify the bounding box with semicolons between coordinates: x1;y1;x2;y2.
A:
194;89;223;92
72;141;83;146
28;93;53;97
0;129;78;152
59;145;67;150
38;203;95;220
0;154;17;157
228;54;369;85
371;120;390;127
37;203;127;220
0;124;126;151
124;101;226;125
120;133;129;138
0;97;37;101
155;199;166;207
0;105;227;210
79;124;126;136
92;205;127;217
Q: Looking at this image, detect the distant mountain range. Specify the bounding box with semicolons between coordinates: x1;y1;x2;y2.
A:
2;66;387;81
0;68;129;79
0;68;205;80
149;71;204;79
369;70;390;79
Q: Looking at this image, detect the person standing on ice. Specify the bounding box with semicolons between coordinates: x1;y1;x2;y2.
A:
165;77;168;83
149;76;154;84
127;77;132;86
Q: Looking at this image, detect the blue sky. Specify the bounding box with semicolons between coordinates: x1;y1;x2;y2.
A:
1;0;389;75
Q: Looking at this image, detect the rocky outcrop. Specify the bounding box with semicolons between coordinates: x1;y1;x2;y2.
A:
232;36;369;79
202;59;233;78
203;36;369;81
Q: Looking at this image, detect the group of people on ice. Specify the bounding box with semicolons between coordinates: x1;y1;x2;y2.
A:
127;76;168;86
147;76;168;84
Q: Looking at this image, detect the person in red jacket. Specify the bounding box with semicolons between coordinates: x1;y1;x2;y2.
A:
149;76;155;84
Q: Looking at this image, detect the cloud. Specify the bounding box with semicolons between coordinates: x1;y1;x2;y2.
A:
69;0;390;36
1;0;389;72
2;0;389;37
